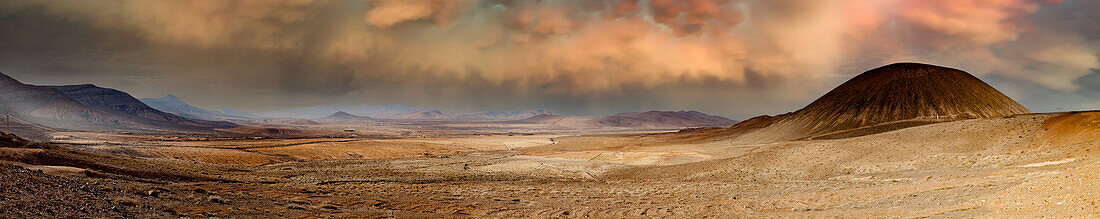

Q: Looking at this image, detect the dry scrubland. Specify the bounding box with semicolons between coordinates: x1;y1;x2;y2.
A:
0;111;1096;217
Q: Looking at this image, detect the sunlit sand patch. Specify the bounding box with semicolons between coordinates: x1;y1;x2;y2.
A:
1018;158;1077;168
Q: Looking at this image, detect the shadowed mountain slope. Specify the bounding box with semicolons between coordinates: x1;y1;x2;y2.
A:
0;72;235;133
51;86;235;129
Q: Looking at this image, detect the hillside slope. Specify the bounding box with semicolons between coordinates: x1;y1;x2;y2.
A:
53;86;235;129
0;72;234;133
729;63;1031;143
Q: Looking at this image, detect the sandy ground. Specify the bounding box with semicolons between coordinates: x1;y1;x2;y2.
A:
1;112;1098;217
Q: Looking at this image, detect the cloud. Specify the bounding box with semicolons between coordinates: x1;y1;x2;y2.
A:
834;0;1097;92
365;0;473;28
0;0;1098;116
898;0;1044;44
2;0;331;50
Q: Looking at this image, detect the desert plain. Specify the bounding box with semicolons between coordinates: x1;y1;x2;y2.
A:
0;63;1097;218
0;109;1097;218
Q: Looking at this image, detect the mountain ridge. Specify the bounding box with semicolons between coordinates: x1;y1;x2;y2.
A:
0;72;235;134
260;104;555;121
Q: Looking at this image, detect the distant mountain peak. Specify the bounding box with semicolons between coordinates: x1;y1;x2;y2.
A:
321;111;373;120
140;94;256;121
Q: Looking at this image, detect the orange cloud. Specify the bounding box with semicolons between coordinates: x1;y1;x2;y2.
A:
532;8;574;35
365;0;473;28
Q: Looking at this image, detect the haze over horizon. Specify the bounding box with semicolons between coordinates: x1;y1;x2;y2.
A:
1;0;1099;119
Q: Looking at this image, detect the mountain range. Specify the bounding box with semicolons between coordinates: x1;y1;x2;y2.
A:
136;93;735;128
0;72;235;134
0;71;735;136
510;110;737;129
258;104;555;121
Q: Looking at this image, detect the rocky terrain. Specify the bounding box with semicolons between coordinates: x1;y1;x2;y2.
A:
0;111;1095;217
0;163;170;217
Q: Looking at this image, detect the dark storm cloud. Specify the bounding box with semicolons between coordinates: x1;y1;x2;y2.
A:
1075;70;1100;97
0;0;1097;118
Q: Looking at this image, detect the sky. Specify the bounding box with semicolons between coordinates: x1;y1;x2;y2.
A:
0;0;1098;119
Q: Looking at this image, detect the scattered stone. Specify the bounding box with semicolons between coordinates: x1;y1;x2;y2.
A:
207;195;228;204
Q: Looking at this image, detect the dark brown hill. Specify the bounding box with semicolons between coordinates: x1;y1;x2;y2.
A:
732;63;1033;142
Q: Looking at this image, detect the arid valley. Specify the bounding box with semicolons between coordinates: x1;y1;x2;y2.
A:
3;0;1100;218
0;63;1097;217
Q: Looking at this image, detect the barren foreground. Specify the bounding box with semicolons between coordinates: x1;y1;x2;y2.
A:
2;112;1099;217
